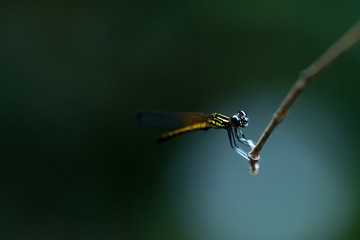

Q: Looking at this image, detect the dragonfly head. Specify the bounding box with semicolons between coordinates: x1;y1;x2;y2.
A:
231;110;248;128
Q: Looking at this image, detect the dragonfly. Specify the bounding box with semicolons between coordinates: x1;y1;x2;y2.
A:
136;110;255;160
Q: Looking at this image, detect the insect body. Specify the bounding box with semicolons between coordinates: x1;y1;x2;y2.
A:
136;110;251;159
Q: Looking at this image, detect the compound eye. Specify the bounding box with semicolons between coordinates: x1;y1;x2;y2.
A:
230;115;240;126
238;110;247;117
242;117;249;127
232;115;240;123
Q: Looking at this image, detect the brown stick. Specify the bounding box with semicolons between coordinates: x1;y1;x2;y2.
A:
247;20;360;173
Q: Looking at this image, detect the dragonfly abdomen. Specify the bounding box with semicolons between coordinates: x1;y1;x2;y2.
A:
157;122;209;142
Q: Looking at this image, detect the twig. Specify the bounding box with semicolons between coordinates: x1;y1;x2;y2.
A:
247;20;360;174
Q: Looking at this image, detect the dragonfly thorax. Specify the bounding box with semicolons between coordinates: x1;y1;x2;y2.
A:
230;110;248;128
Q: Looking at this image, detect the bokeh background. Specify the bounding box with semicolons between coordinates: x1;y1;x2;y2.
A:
1;1;360;239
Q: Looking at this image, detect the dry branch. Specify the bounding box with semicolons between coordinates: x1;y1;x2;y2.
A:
247;20;360;174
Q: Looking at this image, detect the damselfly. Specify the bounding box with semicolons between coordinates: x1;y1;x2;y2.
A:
136;110;255;160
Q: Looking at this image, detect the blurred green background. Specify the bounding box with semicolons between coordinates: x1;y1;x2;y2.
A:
1;1;360;239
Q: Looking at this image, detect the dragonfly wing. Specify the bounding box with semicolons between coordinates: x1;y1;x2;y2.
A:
136;111;210;128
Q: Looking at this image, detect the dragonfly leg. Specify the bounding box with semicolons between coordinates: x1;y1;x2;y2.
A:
227;127;244;149
227;128;249;160
227;128;235;149
235;128;250;147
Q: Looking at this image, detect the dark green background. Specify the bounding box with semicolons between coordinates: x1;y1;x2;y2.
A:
1;1;360;239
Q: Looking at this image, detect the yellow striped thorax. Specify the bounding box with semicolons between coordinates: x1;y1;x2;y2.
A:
208;111;249;129
208;113;231;128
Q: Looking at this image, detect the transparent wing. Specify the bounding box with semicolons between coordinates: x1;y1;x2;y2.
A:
136;111;211;128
